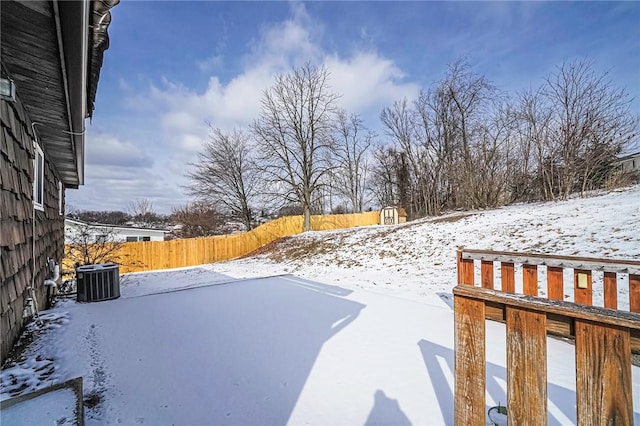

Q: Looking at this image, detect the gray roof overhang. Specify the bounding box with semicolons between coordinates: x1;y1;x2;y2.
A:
1;0;117;188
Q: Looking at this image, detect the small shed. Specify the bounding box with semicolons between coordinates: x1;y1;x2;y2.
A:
380;206;407;225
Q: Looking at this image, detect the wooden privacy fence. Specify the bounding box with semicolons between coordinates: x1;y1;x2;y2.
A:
65;211;380;274
454;285;638;425
454;249;640;424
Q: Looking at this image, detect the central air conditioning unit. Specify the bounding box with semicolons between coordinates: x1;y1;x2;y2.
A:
76;263;120;302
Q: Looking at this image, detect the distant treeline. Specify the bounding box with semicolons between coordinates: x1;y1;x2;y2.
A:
183;58;638;231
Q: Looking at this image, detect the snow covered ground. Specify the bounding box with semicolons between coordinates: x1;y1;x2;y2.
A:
1;386;78;425
213;185;640;307
6;275;639;425
1;185;639;425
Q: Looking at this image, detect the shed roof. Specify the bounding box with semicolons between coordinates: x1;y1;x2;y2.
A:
1;0;118;188
383;206;408;217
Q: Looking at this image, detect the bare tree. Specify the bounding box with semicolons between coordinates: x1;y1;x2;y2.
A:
251;63;339;232
517;60;638;201
170;202;223;238
186;127;259;231
543;60;637;198
375;58;636;213
470;100;519;208
412;90;446;215
64;222;139;274
369;144;398;208
440;60;497;209
332;111;373;212
378;61;501;216
380;98;418;217
127;198;153;217
127;198;160;226
513;87;552;201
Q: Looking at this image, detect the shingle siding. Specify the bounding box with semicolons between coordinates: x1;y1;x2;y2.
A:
0;90;64;365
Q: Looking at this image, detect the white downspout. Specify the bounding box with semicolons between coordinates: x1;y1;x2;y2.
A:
44;259;60;288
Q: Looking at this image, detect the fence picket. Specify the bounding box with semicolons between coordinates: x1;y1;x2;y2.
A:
506;306;547;424
501;262;515;293
630;274;640;313
481;260;493;289
603;272;617;310
574;269;592;306
547;266;563;301
523;264;538;296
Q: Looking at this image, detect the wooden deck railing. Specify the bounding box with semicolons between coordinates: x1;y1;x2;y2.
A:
457;248;640;351
453;285;638;425
457;248;640;311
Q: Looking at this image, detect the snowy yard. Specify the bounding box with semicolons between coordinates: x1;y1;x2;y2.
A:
2;271;640;425
2;186;640;425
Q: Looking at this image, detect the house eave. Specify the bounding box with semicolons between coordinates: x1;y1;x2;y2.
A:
616;151;640;162
0;0;117;188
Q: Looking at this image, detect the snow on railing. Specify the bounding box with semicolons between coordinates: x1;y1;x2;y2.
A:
456;248;640;312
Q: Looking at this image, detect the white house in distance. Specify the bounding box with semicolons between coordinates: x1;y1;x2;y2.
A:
65;218;168;243
617;151;640;173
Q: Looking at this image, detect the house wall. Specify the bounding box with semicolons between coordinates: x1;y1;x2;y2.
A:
620;154;640;172
0;94;64;365
110;228;165;242
113;228;165;241
65;220;166;242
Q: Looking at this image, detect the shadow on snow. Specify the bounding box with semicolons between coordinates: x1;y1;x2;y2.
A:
69;274;365;425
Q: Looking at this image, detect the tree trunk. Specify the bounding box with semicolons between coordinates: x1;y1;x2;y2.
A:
303;206;311;232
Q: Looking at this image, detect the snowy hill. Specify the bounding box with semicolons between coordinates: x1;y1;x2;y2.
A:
211;185;640;303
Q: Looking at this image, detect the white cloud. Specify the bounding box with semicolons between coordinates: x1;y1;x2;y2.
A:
326;52;419;113
255;4;322;68
70;127;193;213
90;2;420;213
145;3;418;141
67;163;188;213
85;131;153;168
197;54;223;72
180;134;205;153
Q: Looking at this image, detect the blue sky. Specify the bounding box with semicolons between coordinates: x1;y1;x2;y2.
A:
68;1;640;214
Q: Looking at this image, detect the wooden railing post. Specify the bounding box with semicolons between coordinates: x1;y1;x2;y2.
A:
454;284;639;426
506;306;547;424
454;295;486;426
575;320;633;424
